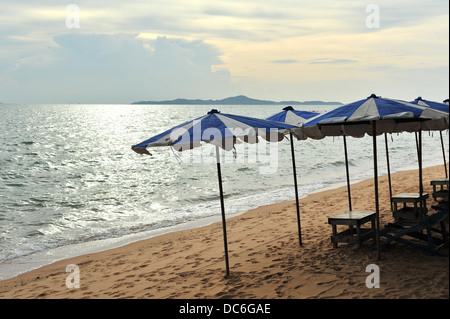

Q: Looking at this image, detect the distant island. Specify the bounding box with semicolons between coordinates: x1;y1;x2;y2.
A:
132;95;342;105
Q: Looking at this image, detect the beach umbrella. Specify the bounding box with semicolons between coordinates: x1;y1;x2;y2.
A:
265;106;320;247
303;94;448;139
267;106;358;212
131;109;302;276
266;106;319;127
303;94;449;260
410;97;449;178
370;97;449;211
411;96;450;113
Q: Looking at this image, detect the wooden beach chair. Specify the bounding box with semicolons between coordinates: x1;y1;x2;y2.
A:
368;204;449;256
430;178;449;202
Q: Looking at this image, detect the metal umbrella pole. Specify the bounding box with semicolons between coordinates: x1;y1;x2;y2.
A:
289;132;303;247
439;131;448;178
418;130;424;217
372;121;381;261
414;131;425;216
384;133;393;211
215;145;230;277
343;135;352;211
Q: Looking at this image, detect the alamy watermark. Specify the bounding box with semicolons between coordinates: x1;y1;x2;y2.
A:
63;262;381;290
66;4;80;29
166;124;283;175
366;4;380;29
65;264;80;288
365;264;380;288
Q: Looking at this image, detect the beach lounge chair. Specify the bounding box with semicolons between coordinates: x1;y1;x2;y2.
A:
368;204;449;256
430;178;449;201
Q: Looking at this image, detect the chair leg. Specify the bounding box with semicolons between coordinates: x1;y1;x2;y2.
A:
332;224;338;248
440;221;449;245
425;222;435;255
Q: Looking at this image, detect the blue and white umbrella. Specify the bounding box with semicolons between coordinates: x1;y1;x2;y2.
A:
410;96;449;114
132;109;301;154
268;105;360;212
303;94;448;139
264;106;321;244
410;97;449;178
266;106;319;127
132;109;302;276
303;94;449;260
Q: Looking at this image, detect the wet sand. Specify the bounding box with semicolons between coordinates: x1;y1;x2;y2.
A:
0;165;448;299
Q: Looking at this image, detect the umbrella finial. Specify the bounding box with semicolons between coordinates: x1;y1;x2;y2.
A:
283;106;294;111
208;109;220;114
368;94;379;99
416;96;423;101
443;99;449;104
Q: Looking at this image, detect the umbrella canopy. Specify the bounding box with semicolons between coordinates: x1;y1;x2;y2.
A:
264;106;322;248
410;97;449;114
302;94;449;260
303;94;448;139
266;106;319;126
410;97;449;178
268;105;357;212
132;109;302;276
132;109;301;154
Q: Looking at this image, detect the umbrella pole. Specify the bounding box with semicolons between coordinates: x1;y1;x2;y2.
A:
290;133;303;247
415;131;424;214
343;135;352;211
215;145;230;277
384;133;393;211
418;130;424;216
440;131;448;178
372;122;381;261
415;132;420;161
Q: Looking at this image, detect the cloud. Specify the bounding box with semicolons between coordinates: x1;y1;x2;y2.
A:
1;1;447;42
202;4;291;20
0;0;447;103
309;59;358;64
271;59;301;64
0;34;234;103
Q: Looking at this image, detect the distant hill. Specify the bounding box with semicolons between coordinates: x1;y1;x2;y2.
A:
132;95;342;105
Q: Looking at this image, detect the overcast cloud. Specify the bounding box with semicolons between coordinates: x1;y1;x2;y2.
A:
0;0;448;103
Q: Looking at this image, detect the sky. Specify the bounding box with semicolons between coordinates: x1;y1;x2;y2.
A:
0;0;448;104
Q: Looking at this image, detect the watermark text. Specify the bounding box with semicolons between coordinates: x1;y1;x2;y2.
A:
366;4;380;29
65;4;80;29
65;264;80;288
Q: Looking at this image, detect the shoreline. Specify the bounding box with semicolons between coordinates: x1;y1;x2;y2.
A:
0;131;445;282
0;177;354;282
0;164;448;299
0;211;242;281
0;159;430;282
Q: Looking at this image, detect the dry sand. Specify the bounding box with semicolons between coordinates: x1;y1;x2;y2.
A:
0;165;448;299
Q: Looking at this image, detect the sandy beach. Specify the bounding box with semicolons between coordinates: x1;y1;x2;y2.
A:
0;164;448;299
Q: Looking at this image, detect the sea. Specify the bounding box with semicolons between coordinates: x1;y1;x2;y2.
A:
0;103;448;280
